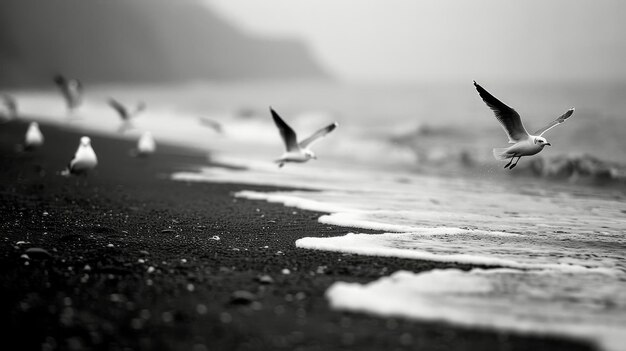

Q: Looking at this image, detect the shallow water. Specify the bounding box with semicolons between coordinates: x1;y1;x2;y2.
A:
220;169;626;351
7;81;626;350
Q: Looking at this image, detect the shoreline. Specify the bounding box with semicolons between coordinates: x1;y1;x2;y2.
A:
0;120;595;350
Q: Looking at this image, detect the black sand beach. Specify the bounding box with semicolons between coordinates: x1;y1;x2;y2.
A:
0;120;595;351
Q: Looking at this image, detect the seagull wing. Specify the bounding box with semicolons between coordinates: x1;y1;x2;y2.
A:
3;94;15;108
67;148;79;170
53;74;66;86
533;108;575;136
107;98;128;120
2;95;17;115
198;117;223;133
474;81;529;143
270;108;299;151
54;75;72;104
299;123;338;149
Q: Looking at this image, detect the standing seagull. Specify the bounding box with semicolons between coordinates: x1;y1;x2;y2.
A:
54;74;83;114
108;98;146;133
270;107;338;168
473;81;575;169
24;122;44;150
136;131;156;157
61;136;98;176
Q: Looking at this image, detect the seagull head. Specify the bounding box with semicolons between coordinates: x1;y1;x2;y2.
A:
80;136;91;146
534;136;551;147
304;150;317;160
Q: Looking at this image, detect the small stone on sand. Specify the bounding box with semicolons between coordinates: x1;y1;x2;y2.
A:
230;290;257;305
257;274;274;284
25;247;51;259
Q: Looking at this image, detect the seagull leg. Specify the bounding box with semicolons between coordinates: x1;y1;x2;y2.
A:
504;156;515;169
509;156;522;169
278;162;285;168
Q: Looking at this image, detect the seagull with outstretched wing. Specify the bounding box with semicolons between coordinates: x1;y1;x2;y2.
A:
108;98;145;133
54;74;83;114
270;107;337;168
108;98;145;121
474;81;574;169
1;94;17;121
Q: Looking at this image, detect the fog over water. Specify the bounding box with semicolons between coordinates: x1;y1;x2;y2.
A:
208;0;626;83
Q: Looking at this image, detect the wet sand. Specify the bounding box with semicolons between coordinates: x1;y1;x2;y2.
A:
0;120;594;350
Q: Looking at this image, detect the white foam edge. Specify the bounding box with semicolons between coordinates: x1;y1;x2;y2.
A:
296;233;620;274
233;190;520;235
234;190;352;213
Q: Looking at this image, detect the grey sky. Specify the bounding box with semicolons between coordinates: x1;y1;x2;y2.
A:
206;0;626;83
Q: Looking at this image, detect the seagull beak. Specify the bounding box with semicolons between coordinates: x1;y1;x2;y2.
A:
545;143;552;146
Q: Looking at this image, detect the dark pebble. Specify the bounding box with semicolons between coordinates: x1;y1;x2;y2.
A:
24;247;52;259
256;274;274;285
230;290;257;305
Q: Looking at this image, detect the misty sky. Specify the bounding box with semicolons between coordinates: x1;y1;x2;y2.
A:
206;0;626;83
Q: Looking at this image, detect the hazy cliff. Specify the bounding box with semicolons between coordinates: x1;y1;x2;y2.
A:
0;0;329;87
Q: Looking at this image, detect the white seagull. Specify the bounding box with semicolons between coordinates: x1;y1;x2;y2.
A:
136;131;156;157
270;107;338;168
54;74;83;114
474;81;575;169
24;122;44;150
62;136;98;176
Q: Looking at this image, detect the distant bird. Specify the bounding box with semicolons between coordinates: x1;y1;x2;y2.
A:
135;131;156;157
270;107;338;168
53;74;83;113
108;98;146;133
473;81;575;170
24;122;44;150
108;98;146;121
198;116;223;133
0;94;18;121
61;136;98;176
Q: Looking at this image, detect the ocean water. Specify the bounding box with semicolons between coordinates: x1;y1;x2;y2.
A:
6;80;626;350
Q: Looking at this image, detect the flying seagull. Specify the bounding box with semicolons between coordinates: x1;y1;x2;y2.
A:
108;98;146;133
54;74;83;114
473;81;574;169
1;94;17;121
108;98;146;121
61;136;98;176
270;107;338;168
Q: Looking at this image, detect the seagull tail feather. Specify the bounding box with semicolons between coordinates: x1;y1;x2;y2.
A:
492;148;512;161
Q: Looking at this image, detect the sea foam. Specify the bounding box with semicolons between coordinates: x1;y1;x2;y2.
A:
229;181;626;351
326;268;626;351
